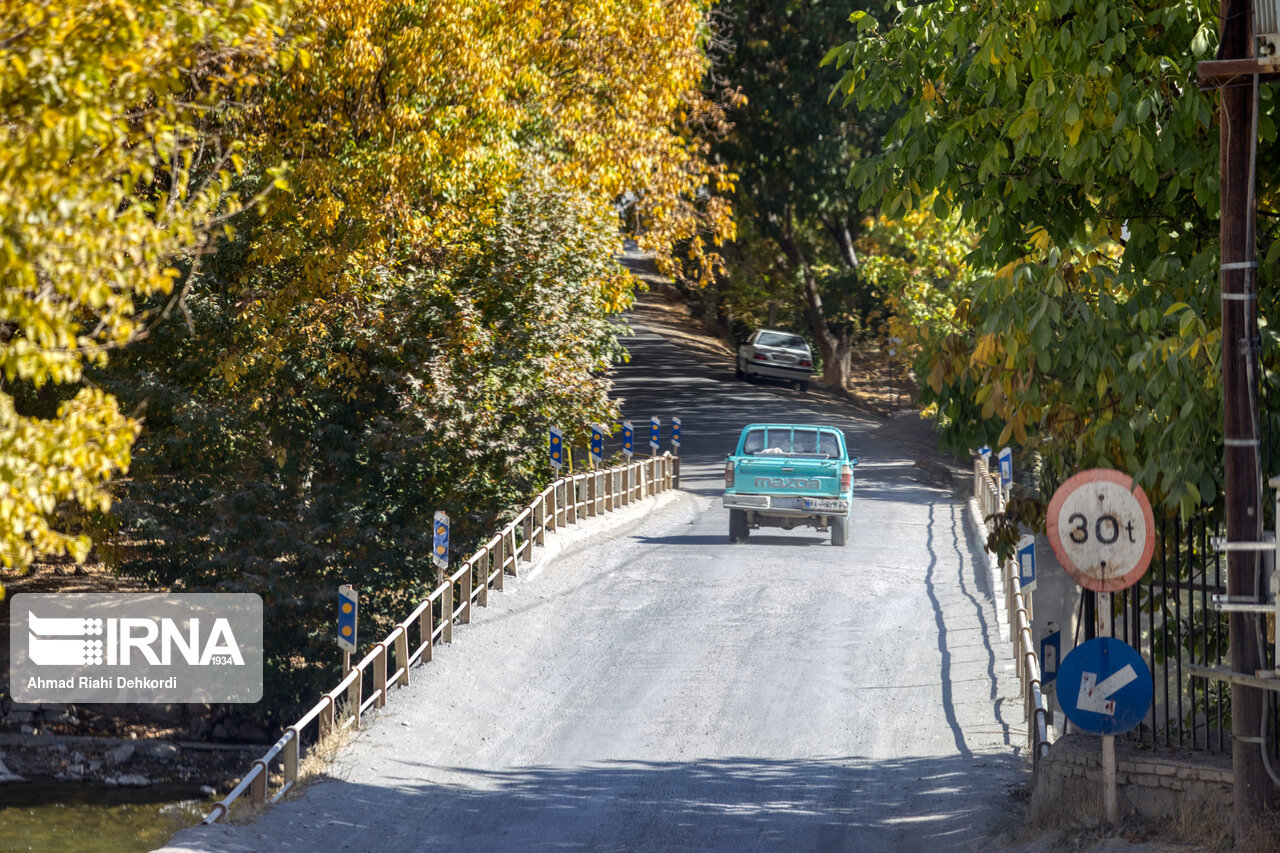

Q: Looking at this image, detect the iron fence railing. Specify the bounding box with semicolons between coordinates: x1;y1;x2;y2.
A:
974;459;1052;773
202;454;678;824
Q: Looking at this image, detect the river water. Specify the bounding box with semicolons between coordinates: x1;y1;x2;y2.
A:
0;782;209;853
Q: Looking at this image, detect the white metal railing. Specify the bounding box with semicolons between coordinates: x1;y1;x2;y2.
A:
203;453;678;824
973;457;1052;775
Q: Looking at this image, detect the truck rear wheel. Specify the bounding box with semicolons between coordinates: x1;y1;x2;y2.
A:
831;516;848;546
729;509;749;543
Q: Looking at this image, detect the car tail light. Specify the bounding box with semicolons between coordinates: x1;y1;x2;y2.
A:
840;465;852;491
724;461;735;489
799;359;812;367
752;353;769;361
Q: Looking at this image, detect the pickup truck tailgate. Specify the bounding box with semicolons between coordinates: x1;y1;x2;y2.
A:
732;458;842;495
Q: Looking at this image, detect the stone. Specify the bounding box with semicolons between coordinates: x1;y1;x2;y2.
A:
19;724;34;735
115;773;150;786
211;723;229;741
142;742;180;760
106;744;135;765
0;757;24;782
189;715;213;739
238;724;270;744
7;711;33;724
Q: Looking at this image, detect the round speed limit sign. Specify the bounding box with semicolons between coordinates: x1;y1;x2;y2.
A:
1046;469;1156;592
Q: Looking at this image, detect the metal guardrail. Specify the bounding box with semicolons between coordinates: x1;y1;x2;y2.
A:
203;454;678;823
973;458;1053;774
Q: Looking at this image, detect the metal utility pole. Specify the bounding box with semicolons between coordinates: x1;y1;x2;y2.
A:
1203;0;1269;831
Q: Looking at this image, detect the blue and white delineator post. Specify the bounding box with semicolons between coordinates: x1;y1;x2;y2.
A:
1016;533;1037;594
337;584;358;674
549;426;564;471
590;423;605;467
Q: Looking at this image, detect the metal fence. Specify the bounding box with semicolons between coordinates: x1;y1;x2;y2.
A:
1106;512;1232;753
202;454;679;823
973;459;1053;772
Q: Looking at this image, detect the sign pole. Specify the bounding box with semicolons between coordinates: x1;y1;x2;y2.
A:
1097;590;1117;825
1047;469;1158;828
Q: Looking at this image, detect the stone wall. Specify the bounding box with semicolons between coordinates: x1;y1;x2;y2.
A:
1029;732;1234;826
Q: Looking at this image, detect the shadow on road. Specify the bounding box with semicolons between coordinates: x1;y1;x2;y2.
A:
631;533;829;547
175;753;1023;853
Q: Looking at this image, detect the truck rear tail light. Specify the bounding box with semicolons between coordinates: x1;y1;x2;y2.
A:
840;465;852;491
725;461;735;489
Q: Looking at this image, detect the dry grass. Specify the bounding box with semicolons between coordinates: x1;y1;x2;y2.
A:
221;707;355;825
291;714;355;795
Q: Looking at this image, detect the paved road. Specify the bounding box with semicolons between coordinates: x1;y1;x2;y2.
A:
159;325;1027;853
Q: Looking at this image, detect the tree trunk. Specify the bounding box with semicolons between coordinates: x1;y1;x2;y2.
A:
775;214;851;391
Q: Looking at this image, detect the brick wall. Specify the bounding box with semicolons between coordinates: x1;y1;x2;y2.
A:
1029;733;1233;825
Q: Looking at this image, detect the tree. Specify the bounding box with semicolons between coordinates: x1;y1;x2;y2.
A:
710;0;895;388
99;0;736;720
827;0;1250;515
0;0;284;583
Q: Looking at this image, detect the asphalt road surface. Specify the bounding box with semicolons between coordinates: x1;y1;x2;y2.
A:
158;324;1028;853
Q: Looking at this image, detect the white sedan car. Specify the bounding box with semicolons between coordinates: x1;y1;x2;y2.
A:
736;329;814;391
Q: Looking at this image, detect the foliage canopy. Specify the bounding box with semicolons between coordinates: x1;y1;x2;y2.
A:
827;0;1271;517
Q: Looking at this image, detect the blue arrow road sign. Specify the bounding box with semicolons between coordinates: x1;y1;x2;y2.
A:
1016;534;1037;593
978;445;991;464
337;584;357;653
432;511;449;570
1058;637;1153;735
590;424;604;465
622;420;634;458
671;417;681;449
649;416;660;452
997;446;1013;488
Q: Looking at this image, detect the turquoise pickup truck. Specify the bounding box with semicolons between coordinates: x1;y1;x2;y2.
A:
723;423;859;546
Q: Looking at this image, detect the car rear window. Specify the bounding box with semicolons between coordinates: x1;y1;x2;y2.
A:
741;428;841;458
756;332;807;349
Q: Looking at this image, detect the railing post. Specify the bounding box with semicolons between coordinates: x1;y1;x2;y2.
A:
347;669;362;727
319;696;334;739
395;628;410;686
250;760;267;806
535;497;546;545
374;644;388;708
443;583;454;643
284;729;299;787
567;478;577;525
510;525;522;576
587;473;597;517
461;567;472;624
420;603;434;663
478;549;489;607
494;535;505;590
